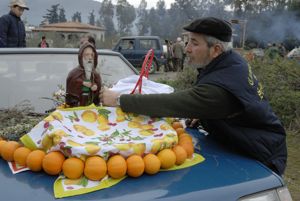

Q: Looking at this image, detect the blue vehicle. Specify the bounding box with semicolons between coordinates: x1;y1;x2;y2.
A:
113;36;166;73
0;48;293;201
0;129;292;201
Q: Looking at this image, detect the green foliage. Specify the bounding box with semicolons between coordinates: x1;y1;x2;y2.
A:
116;0;136;35
250;57;300;131
43;4;60;24
58;8;67;23
88;10;96;26
72;11;82;23
0;101;45;141
156;66;198;91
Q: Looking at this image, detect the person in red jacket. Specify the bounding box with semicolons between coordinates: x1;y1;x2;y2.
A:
38;36;49;48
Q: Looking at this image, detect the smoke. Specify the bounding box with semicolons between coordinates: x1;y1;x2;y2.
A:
245;11;300;47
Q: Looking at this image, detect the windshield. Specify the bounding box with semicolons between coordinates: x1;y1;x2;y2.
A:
0;53;135;113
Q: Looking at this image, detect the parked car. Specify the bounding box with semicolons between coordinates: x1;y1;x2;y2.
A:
112;36;166;73
0;48;138;113
0;48;293;201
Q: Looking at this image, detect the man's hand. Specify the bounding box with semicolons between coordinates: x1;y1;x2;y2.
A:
99;87;120;107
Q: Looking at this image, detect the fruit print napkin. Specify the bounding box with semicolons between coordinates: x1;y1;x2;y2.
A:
21;105;178;159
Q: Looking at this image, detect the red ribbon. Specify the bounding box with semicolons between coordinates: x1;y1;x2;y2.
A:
130;49;154;94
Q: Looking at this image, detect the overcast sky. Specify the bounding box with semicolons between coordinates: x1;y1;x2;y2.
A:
105;0;176;9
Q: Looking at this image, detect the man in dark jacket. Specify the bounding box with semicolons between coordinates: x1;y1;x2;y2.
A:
0;0;29;47
65;42;102;107
100;17;287;176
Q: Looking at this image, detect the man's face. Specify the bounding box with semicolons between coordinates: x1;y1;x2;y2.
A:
11;6;25;17
83;47;94;63
185;32;214;68
83;47;94;80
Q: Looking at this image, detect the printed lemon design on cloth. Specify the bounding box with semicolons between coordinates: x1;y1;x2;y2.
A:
116;107;125;122
81;110;97;123
84;144;101;155
113;143;145;155
97;115;110;131
151;139;164;154
139;129;154;136
44;111;64;122
73;125;95;136
42;130;68;151
128;121;141;128
163;134;178;147
114;144;131;151
160;123;173;130
67;140;82;147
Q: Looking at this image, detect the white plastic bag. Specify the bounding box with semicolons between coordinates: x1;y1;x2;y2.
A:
110;75;174;94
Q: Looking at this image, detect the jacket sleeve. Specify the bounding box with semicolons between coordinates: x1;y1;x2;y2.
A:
20;21;26;47
120;84;243;119
0;16;9;47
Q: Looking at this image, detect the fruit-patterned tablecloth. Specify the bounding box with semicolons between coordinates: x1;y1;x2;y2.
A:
21;105;178;159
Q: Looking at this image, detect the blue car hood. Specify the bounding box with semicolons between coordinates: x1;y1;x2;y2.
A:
0;128;284;201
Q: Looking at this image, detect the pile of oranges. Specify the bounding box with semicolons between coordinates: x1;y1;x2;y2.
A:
0;121;194;181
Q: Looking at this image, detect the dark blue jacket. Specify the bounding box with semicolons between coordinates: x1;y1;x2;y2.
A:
196;50;287;175
0;11;26;47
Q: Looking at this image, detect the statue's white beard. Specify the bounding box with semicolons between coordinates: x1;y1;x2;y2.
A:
83;59;93;80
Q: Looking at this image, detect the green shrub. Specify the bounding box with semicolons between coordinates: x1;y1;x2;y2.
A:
156;66;198;91
250;58;300;131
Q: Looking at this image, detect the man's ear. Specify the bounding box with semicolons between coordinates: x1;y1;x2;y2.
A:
211;44;223;58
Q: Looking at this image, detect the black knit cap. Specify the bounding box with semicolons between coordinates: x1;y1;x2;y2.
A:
183;17;232;42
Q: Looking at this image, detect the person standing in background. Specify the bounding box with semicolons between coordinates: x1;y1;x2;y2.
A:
0;0;29;47
172;37;185;71
38;36;49;48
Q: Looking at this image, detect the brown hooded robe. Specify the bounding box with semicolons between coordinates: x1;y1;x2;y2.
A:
65;42;102;107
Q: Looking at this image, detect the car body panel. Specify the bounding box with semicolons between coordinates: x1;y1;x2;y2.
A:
0;129;284;201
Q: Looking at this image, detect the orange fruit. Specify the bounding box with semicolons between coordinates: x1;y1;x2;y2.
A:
179;142;194;158
172;121;183;130
62;157;85;179
0;140;8;158
143;153;161;175
175;127;185;136
42;151;65;175
157;149;176;169
126;155;144;177
172;145;187;165
13;147;31;166
1;141;21;161
26;150;46;171
84;156;107;181
178;134;193;144
107;155;127;179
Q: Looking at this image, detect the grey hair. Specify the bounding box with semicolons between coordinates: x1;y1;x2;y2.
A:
203;35;232;52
